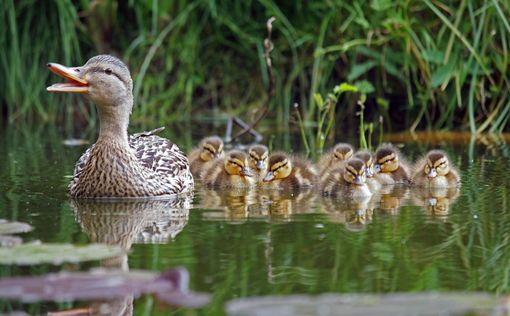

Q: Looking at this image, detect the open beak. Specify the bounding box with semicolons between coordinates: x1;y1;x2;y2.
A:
263;171;275;182
427;168;437;179
47;62;88;93
241;167;254;177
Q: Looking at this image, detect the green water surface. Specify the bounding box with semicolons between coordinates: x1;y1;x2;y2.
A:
0;126;509;315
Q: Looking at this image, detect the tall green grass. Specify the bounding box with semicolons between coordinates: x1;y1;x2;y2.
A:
1;1;509;136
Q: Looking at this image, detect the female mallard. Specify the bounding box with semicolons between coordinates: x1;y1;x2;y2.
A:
188;136;224;177
47;55;193;198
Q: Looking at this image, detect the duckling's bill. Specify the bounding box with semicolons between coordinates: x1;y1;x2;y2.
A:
47;62;89;93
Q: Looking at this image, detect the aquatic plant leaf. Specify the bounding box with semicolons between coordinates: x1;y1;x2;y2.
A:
0;243;123;265
0;268;209;308
226;293;501;316
0;219;33;235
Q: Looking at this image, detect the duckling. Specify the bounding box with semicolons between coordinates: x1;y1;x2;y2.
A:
262;153;318;189
200;150;255;188
322;158;372;197
188;136;224;176
247;144;269;181
373;145;411;185
318;142;354;175
411;150;460;188
353;150;381;193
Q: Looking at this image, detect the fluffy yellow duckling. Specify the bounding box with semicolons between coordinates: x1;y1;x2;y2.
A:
373;145;411;185
200;150;255;188
353;150;381;193
247;144;269;181
188;136;224;177
317;143;355;178
411;150;460;188
262;153;318;189
321;158;372;197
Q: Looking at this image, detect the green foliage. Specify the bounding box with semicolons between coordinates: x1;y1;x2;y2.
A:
1;0;509;134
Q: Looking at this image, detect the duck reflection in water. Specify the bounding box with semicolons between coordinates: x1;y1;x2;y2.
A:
69;197;191;315
198;188;257;223
411;186;460;221
321;195;372;231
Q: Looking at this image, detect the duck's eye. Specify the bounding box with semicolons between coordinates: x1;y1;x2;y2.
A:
104;68;113;75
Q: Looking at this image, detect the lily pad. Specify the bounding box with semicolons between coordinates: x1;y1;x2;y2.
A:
0;268;209;308
226;293;503;316
0;243;124;265
0;219;33;235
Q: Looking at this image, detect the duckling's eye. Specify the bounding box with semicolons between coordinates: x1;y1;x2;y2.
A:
104;68;113;75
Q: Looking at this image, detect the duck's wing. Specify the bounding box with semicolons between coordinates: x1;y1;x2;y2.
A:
129;128;191;180
72;144;94;179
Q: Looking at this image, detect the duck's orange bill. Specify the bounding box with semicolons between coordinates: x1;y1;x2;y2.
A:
47;63;89;93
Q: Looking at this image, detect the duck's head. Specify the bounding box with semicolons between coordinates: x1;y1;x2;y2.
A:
224;151;253;177
47;54;133;111
263;154;292;182
248;145;269;171
333;143;354;161
343;158;366;186
354;150;374;178
199;136;224;161
424;150;450;178
374;146;399;173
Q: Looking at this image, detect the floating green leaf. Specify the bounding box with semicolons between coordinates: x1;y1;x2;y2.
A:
0;243;124;265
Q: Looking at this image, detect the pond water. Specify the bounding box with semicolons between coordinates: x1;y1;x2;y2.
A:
0;125;509;315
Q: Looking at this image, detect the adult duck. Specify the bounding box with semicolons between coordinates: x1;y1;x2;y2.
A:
47;55;193;198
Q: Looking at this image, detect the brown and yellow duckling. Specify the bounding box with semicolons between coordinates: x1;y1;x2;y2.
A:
247;144;269;181
373;145;411;185
262;153;318;189
411;150;460;188
321;158;372;197
200;150;255;188
188;136;224;177
318;143;355;179
353;150;381;193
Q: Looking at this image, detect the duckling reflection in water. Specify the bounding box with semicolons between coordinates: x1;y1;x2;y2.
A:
189;136;224;177
411;150;460;188
321;158;372;197
199;188;257;223
318;143;354;182
200;150;255;188
412;186;460;220
373;145;411;185
247;144;269;182
322;194;372;230
262;153;318;189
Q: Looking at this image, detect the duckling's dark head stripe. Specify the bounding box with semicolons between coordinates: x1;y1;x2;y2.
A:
354;151;372;165
427;151;447;164
346;158;365;175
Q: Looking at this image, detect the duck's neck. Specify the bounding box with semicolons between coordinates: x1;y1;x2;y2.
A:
96;98;132;146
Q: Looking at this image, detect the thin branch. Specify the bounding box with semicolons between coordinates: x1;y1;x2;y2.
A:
228;17;276;143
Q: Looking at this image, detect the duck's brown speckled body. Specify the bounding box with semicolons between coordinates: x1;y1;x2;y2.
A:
48;55;193;198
